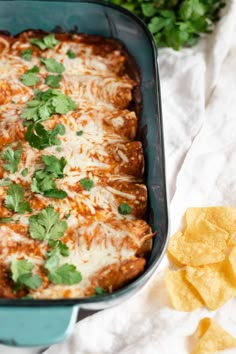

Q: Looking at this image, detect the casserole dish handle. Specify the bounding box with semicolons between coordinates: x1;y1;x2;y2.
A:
0;305;79;347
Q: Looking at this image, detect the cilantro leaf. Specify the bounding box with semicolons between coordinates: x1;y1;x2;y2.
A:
17;273;42;290
21;89;77;122
20;66;40;87
51;91;77;114
25;122;65;150
43;189;67;199
27;65;40;74
118;203;132;215
20;49;32;61
20;72;40;87
48;240;70;257
66;50;76;59
29;205;67;241
31;155;67;198
21;168;28;177
45;74;62;88
5;184;32;214
0;178;12;187
1;145;22;173
76;130;83;136
31;170;56;193
11;259;33;282
40;57;65;74
95;286;106;295
141;3;158;17
79;178;94;191
42;155;66;177
11;259;42;290
48;263;82;285
45;247;60;272
0;217;14;223
22;295;34;299
30;34;59;50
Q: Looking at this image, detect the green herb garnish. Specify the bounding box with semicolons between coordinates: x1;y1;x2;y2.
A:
21;89;77;122
5;184;32;214
118;203;132;215
95;286;106;295
1;145;22;173
21;73;40;87
66;49;76;59
0;178;12;187
30;34;59;50
25;122;65;150
21;168;28;177
29;205;67;241
108;0;225;50
40;57;65;74
0;217;15;223
44;240;81;285
48;263;82;285
48;239;70;257
20;49;32;61
45;74;62;88
11;259;42;290
31;155;67;198
79;178;94;191
76;130;83;136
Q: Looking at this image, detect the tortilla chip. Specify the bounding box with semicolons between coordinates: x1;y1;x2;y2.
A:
164;268;204;311
223;245;236;287
168;231;225;267
184;217;229;248
185;264;235;310
185;207;236;235
191;317;236;354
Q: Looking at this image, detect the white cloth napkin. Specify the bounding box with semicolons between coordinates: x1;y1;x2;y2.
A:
1;1;236;353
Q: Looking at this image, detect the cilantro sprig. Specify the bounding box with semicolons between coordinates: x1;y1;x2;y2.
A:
1;145;22;173
29;205;67;241
109;0;225;50
28;206;81;285
11;259;42;290
25;122;65;150
21;89;77;122
31;155;67;199
22;89;76;150
5;184;32;214
30;34;59;50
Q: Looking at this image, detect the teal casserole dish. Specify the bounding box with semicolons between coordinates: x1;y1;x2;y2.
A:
0;0;168;347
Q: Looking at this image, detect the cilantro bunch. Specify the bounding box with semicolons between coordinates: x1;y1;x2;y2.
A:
109;0;225;50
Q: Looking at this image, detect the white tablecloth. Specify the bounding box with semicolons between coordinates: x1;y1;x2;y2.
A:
2;1;236;353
